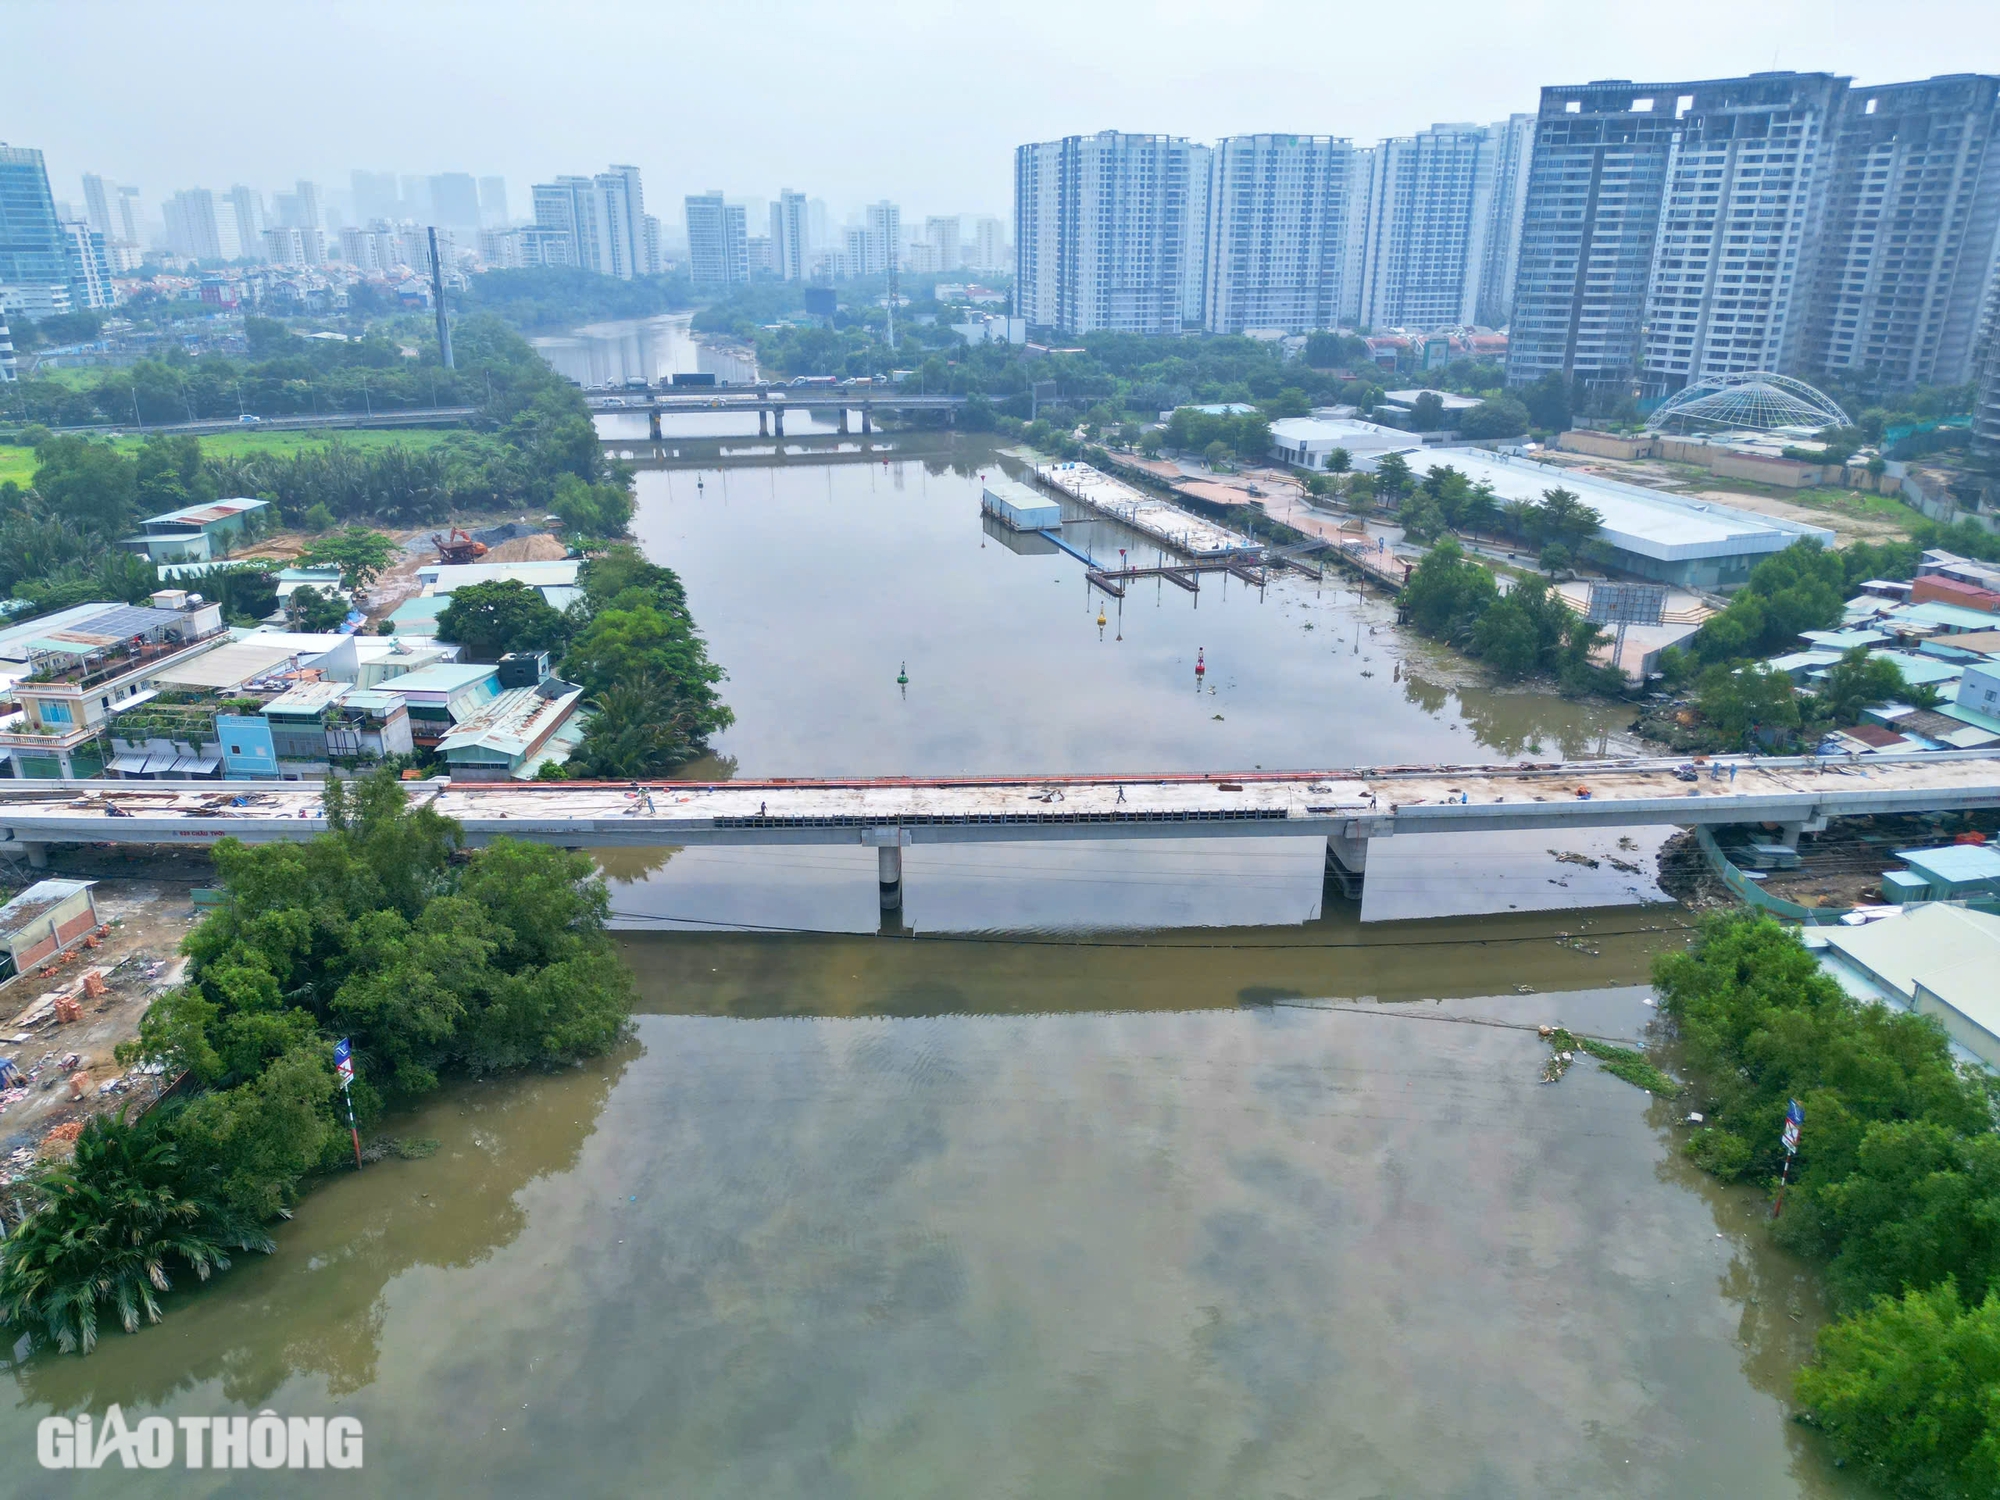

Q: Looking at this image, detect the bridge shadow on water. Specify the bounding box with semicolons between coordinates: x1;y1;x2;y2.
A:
617;896;1693;1021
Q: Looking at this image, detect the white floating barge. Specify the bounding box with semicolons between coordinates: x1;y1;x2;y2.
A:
981;476;1062;531
1033;462;1258;559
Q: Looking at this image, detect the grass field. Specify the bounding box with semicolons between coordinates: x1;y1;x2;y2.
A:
0;426;463;487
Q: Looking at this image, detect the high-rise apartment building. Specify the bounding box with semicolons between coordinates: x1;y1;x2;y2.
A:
293;181;322;232
479;175;509;228
1802;75;2000;389
1015;132;1211;335
1639;73;1848;392
924;215;961;273
969;215;1007;272
531;167;650;278
0;310;15;382
1513;71;2000;396
1974;275;2000;460
1473;114;1536;326
595;165;647;279
428;173;481;230
1203;134;1358;334
163;188;224;262
226;185;265;260
1507;83;1687;387
0;145;70;300
1355;123;1500;332
59;221;114;308
261;226;325;267
770;189;811;281
866;201;902;275
685;192;748;284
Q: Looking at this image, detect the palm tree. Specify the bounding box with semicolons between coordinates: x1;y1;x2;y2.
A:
0;1111;271;1354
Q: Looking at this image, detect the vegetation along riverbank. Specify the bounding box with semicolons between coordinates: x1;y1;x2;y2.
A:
0;773;633;1354
1659;913;2000;1496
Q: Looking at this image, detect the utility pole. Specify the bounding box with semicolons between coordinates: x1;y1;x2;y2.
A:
428;227;454;369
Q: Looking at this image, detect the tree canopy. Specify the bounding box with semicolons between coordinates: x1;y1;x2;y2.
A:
436;579;567;662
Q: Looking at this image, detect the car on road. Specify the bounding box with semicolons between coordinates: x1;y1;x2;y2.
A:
238;414;262;424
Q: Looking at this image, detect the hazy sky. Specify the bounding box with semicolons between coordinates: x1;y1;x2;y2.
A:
9;0;1998;226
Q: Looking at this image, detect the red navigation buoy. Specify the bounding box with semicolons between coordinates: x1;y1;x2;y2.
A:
1195;647;1206;678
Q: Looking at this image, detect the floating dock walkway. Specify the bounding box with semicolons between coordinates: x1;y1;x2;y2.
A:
1033;462;1260;559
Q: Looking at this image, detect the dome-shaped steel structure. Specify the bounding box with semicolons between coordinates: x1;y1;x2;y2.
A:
1646;373;1851;434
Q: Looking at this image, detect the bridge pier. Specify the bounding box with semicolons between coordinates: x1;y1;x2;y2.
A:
759;408;768;436
1775;815;1828;849
878;845;903;911
861;406;873;434
838;407;849;435
1323;831;1368;901
648;408;662;442
773;406;784;437
21;841;49;869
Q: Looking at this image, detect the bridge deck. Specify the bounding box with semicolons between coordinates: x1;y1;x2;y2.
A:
3;753;1997;850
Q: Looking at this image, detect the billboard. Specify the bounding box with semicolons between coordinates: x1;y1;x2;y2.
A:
1585;582;1668;627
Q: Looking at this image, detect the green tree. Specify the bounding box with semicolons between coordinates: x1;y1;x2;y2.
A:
1374;451;1413;500
1814;647;1909;725
1469;594;1542;677
550;473;635;537
1518;372;1573;432
436;579;566;662
0;1111;273;1354
285;584;347;632
1324;446;1351;474
1203;439;1229;470
1400;540;1498;642
1529;487;1602;551
1539;542;1572;575
299;526;398;591
1796;1282;2000;1499
1694;661;1801;746
31;436;137;537
1457;396;1530;439
1408;391;1446;431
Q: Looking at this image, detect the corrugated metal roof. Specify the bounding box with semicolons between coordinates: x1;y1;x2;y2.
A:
1895;843;2000;884
262;681;351;716
141;497;268;527
0;879;95;934
153;638;307;689
438;685;584;758
1822;903;2000;1002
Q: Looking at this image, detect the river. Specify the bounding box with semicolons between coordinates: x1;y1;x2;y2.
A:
0;321;1874;1497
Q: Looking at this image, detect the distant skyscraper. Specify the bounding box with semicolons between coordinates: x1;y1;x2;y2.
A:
262;226;325;267
923;215;961;273
533;177;601;271
428;173;481;230
770;189;810;281
595;165;646;279
81;173;115;239
226;185;265;260
352;170;400;221
1802;74;2000;390
1974;275;2000;460
1015;132;1211;335
163;188;224;262
0;309;15;381
0;145;70;299
866;201;902;275
478;175;509;228
969;215;1006;273
685;192;747;284
59;221;114;308
1204;135;1357;334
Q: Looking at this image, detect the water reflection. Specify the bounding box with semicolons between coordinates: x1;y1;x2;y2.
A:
530;313;755;387
9;1048;632;1416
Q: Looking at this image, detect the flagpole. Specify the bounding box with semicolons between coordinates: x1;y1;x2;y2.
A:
343;1079;362;1170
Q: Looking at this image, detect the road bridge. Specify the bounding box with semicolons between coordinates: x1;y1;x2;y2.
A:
46;408;481;439
4;751;1996;914
588;389;967;440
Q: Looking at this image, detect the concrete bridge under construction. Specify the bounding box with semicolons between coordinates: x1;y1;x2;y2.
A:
587;389;968;440
4;751;1997;914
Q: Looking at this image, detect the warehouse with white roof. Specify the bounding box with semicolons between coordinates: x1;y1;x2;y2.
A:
1415;451;1833;591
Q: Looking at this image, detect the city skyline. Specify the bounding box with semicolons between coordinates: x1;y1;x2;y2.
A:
8;0;1997;225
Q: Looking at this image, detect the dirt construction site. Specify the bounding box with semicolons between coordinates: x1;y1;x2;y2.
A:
0;854;206;1188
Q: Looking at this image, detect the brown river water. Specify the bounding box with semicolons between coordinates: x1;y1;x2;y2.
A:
0;344;1878;1495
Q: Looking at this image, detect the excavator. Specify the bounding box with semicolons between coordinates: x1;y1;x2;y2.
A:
431;527;488;564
